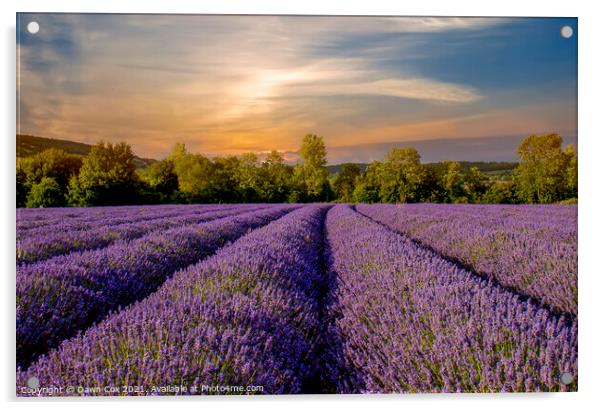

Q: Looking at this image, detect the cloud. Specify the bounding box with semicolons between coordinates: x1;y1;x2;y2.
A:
281;76;481;102
371;17;507;32
16;14;574;162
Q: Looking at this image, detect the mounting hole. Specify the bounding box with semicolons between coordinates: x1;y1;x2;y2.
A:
27;21;40;34
560;372;574;385
26;376;40;389
561;26;573;39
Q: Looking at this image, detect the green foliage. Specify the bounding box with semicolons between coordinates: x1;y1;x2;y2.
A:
300;134;328;169
140;160;179;202
440;160;465;202
416;161;469;203
332;163;361;203
557;197;577;205
296;134;329;201
19;148;83;188
16;163;28;208
564;144;578;199
236;153;261;202
16;148;82;207
514;134;575;204
168;143;214;201
67;142;141;206
464;166;489;202
258;151;293;202
378;147;425;203
352;161;382;203
15;132;576;207
209;156;243;203
26;177;64;208
418;165;448;203
481;182;517;204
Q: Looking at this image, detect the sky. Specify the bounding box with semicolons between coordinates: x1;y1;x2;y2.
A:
17;14;577;163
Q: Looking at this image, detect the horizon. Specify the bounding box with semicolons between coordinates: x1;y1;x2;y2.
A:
17;14;577;163
17;132;577;165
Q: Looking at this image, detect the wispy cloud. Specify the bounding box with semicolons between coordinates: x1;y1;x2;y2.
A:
282;76;481;102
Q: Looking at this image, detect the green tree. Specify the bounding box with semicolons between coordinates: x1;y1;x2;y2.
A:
482;182;517;204
18;148;82;207
379;147;425;203
26;177;63;208
16;162;29;208
514;134;575;203
68;141;140;206
209;156;242;203
168;143;214;201
352;161;382;203
296;134;329;201
332;163;361;202
564;144;578;199
463;166;489;203
418;164;445;203
20;148;83;189
236;153;261;202
440;160;466;203
141;159;179;202
259;151;293;202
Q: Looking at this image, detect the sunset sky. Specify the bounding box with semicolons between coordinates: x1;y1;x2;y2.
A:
17;14;577;163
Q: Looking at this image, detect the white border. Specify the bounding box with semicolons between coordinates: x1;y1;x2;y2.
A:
2;1;601;409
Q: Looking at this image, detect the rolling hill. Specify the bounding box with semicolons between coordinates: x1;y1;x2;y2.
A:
17;134;156;168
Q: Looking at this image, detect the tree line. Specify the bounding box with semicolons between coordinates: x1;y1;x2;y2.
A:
16;133;577;208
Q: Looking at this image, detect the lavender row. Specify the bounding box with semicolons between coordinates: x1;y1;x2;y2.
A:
356;204;577;315
16;204;226;240
373;203;577;240
17;205;258;265
323;205;577;392
16;204;190;231
17;205;330;396
391;203;577;220
16;205;297;369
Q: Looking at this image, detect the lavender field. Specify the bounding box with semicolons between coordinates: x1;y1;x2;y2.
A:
16;203;577;395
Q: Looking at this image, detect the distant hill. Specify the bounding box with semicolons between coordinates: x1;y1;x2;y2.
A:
17;134;157;168
455;161;518;173
325;163;369;175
